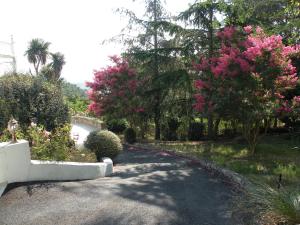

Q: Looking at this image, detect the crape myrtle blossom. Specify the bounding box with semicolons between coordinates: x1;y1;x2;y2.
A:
243;25;252;34
193;26;300;116
86;55;142;117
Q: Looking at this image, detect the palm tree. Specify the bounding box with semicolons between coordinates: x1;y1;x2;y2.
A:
25;38;50;75
49;52;65;80
39;65;55;81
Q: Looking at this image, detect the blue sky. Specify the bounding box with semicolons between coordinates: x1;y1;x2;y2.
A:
0;0;193;84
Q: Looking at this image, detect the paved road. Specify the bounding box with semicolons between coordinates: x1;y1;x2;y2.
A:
0;147;243;225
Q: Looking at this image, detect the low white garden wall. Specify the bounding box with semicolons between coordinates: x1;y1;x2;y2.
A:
0;140;113;197
71;116;105;130
71;116;105;148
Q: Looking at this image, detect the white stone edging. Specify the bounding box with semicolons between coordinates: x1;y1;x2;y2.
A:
0;140;113;197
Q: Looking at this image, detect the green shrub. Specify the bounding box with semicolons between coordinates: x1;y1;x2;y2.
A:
177;117;189;141
84;130;122;161
28;124;73;161
222;128;236;138
162;117;180;141
0;128;25;142
274;164;298;181
0;123;73;161
106;118;128;133
188;122;204;141
0;74;70;131
124;128;136;144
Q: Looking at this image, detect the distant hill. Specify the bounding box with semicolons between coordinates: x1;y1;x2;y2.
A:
74;82;89;91
62;81;87;99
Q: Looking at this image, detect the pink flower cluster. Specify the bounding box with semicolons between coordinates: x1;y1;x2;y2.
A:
277;101;292;113
193;94;205;112
135;107;145;113
86;56;139;116
293;96;300;104
88;102;103;116
193;25;300;114
243;25;252;34
194;80;210;90
276;74;298;89
217;26;236;40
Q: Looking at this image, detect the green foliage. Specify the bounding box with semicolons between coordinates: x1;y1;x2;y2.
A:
0;123;73;161
28;124;73;161
25;38;50;75
0;74;33;128
0;97;11;131
25;38;66;82
0;128;25;143
0;74;70;131
225;0;300;44
124;127;137;144
177;0;224;56
66;98;89;115
84;130;122;161
161;117;180;141
274;164;299;181
48;52;65;81
188;122;205;141
246;183;300;224
177;117;190;141
106;118;129;134
116;0;194;140
151;135;300;191
61;81;87;100
61;81;89;115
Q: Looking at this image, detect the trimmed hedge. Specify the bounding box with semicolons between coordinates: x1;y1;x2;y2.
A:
84;130;122;161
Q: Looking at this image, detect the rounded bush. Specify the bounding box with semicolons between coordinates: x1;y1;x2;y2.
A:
124;128;136;144
84;130;122;161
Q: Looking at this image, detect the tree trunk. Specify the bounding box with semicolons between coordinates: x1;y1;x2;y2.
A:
274;117;278;128
34;63;39;76
242;121;260;155
207;5;215;139
213;118;221;139
207;114;214;138
153;0;160;140
154;111;161;140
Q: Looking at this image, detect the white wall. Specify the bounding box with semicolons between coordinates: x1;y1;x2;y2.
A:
0;143;7;195
71;116;105;148
0;140;113;197
71;123;98;147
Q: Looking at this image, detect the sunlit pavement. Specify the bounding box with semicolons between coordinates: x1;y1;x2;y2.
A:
0;147;243;225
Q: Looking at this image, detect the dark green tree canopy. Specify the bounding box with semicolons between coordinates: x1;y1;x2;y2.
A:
0;73;69;131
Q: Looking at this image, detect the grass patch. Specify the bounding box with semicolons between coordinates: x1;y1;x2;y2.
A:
67;148;97;162
149;135;300;190
149;135;300;223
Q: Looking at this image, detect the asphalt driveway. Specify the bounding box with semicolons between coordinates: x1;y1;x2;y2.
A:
0;147;244;225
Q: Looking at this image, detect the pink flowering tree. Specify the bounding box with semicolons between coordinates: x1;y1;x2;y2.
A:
193;26;300;154
86;56;146;127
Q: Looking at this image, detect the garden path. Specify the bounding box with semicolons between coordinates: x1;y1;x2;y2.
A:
0;147;245;225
